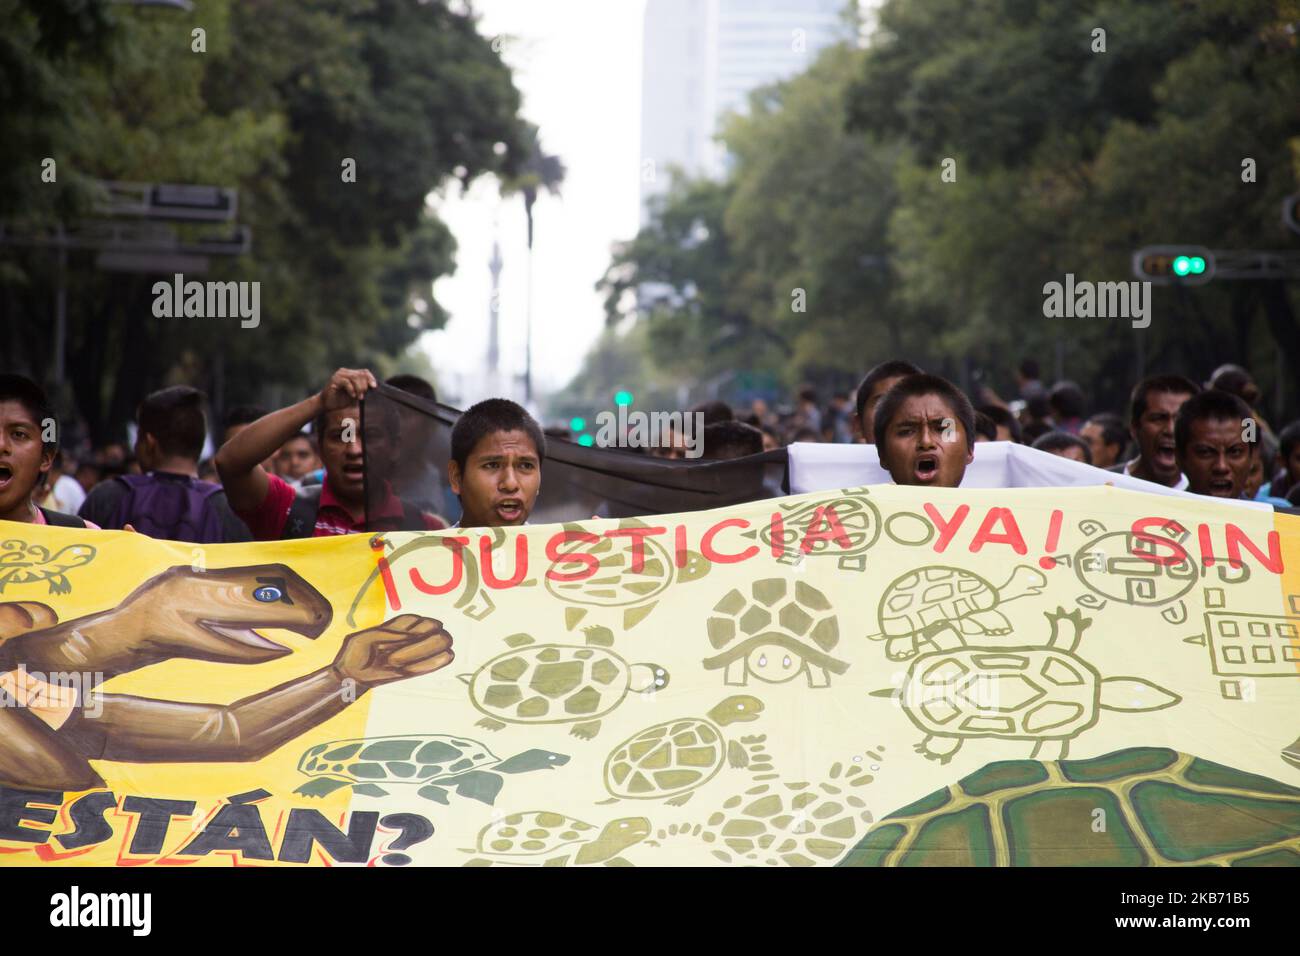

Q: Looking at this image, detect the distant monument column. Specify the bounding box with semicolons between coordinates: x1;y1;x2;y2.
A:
487;239;502;389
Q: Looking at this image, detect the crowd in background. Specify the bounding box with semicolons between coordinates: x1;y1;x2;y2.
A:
3;353;1296;552
594;358;1294;508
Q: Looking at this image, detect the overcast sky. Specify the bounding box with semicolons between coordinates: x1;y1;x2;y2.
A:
420;0;647;409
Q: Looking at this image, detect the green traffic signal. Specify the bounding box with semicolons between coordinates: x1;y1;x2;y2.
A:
569;416;586;431
577;433;595;447
614;390;633;407
1133;246;1214;285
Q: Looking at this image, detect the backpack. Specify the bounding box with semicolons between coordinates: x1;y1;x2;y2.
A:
38;507;90;529
282;483;428;539
108;473;228;543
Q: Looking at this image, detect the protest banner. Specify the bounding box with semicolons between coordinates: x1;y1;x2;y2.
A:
2;485;1297;866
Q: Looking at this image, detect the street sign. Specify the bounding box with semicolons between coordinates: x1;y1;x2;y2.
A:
95;252;210;274
95;181;238;222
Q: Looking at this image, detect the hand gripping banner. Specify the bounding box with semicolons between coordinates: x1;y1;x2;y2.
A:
1;484;1298;866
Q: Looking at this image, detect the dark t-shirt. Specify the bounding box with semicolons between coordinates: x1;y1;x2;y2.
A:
79;471;253;542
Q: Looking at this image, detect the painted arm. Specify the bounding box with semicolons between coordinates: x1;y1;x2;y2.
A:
57;615;452;764
0;706;104;792
68;667;354;763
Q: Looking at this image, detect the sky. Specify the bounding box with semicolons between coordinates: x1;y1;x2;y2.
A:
420;0;647;410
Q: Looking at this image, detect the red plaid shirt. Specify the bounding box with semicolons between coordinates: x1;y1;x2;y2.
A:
237;473;446;540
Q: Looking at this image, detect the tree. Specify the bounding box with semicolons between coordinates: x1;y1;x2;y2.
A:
591;0;1300;417
848;0;1300;409
0;0;528;441
598;42;938;395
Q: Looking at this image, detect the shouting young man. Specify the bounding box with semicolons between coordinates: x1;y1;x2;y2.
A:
0;374;95;529
448;399;544;529
872;373;975;489
1175;390;1256;501
1111;375;1200;488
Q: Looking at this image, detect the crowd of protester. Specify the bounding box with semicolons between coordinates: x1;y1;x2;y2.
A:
1;355;1295;547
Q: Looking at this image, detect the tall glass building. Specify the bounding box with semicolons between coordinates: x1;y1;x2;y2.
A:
639;0;847;218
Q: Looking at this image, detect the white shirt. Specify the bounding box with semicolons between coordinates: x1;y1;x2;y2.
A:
1122;459;1189;491
38;474;87;516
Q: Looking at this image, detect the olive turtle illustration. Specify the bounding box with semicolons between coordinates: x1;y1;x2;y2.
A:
294;734;569;805
704;578;848;687
1050;520;1206;625
872;608;1181;763
459;627;668;739
600;695;766;806
545;519;710;630
742;489;881;571
0;540;96;595
462;811;651;867
656;756;875;866
869;564;1046;662
1184;599;1300;701
842;747;1300;866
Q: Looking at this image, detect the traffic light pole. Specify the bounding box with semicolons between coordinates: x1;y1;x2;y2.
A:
1133;246;1300;285
1205;250;1300;281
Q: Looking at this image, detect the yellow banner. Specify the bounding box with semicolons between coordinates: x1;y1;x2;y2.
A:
1;486;1297;867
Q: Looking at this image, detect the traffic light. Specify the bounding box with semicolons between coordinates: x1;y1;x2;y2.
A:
569;416;586;432
1132;245;1215;286
613;390;634;407
577;433;595;447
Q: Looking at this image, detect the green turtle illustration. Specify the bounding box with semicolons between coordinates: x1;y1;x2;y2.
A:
462;811;651;867
1284;734;1300;773
741;489;881;571
459;627;668;740
1184;595;1300;701
545;519;710;630
0;540;96;595
842;747;1300;866
600;695;766;806
703;578;848;688
656;756;875;866
870;564;1046;662
294;734;569;805
872;608;1181;763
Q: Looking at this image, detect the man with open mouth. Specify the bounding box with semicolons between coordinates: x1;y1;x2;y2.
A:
0;374;95;530
218;368;446;539
1109;374;1200;489
448;398;545;529
872;373;975;489
1175;389;1258;501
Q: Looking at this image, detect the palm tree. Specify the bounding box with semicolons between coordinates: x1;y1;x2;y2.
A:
501;123;565;404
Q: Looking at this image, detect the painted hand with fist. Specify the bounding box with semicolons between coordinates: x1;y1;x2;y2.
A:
332;614;453;689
